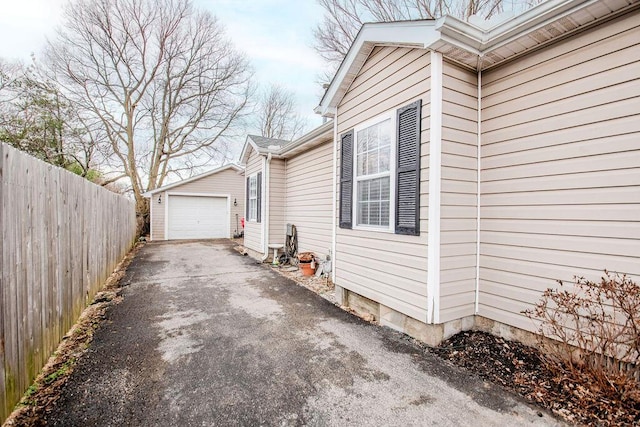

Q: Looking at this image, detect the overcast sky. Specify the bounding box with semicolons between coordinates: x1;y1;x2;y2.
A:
0;0;329;132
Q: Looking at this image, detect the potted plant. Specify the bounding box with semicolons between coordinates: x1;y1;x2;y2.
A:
297;252;316;276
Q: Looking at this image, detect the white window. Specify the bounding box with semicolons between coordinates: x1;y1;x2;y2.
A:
248;175;258;221
354;116;394;229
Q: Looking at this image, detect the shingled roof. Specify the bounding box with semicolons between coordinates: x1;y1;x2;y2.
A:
246;135;291;151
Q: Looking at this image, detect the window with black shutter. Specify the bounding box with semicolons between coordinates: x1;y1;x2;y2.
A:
395;100;421;235
339;130;354;229
340;100;421;234
246;176;250;219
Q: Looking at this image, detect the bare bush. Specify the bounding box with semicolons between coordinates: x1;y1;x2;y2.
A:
524;271;640;411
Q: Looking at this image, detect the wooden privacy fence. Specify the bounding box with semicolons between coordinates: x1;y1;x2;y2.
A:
0;143;137;421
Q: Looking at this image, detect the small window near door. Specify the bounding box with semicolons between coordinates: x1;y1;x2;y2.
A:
248;175;258;221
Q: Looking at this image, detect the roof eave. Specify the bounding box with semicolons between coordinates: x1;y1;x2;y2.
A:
434;0;639;70
316;0;638;107
279;121;334;158
316;20;439;117
239;135;262;166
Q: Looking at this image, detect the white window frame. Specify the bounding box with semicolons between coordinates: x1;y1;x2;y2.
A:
248;174;258;222
352;111;396;232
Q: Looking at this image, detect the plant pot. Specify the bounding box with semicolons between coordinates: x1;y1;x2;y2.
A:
299;261;315;276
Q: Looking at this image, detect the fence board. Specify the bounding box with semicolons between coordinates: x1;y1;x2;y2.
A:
1;143;136;421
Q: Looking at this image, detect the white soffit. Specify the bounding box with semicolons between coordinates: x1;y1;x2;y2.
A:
433;0;639;70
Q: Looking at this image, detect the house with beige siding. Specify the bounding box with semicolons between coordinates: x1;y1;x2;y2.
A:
311;0;640;345
239;123;334;260
143;164;245;241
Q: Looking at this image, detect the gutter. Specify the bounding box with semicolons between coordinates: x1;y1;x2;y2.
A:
261;153;272;262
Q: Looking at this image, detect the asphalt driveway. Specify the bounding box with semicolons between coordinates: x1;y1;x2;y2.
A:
42;240;560;426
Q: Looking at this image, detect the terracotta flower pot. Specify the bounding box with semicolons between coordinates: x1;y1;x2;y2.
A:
299;261;315;276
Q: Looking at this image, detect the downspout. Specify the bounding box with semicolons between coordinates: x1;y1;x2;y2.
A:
331;112;338;283
475;63;482;314
261;153;272;262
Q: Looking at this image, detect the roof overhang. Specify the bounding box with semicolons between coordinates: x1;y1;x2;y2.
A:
279;120;333;159
316;20;440;117
433;0;639;70
239;135;261;166
142;163;243;197
316;0;639;117
239;121;334;165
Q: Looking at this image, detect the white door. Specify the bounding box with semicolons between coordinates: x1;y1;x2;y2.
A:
167;195;228;239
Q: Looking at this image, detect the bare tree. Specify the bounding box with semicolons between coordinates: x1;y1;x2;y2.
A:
256;84;307;140
45;0;253;223
314;0;543;65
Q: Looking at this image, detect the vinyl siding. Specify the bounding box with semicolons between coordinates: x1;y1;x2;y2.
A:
479;10;640;331
285;139;333;258
151;191;167;240
439;61;478;323
336;46;431;322
244;148;263;253
268;159;286;246
149;169;244;241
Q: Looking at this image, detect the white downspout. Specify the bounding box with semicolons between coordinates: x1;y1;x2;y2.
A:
475;68;482;314
261;153;272;262
331;113;338;283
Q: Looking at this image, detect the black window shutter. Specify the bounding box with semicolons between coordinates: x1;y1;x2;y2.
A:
256;171;262;223
246;177;250;219
395;100;422;235
339;130;354;229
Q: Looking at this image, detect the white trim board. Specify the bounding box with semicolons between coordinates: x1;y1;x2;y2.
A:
427;51;443;325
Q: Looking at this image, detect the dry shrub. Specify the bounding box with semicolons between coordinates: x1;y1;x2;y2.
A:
524;271;640;421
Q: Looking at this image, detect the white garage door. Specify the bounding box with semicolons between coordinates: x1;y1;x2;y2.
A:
167;195;228;239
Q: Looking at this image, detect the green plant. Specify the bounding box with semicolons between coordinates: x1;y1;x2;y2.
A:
43;360;74;385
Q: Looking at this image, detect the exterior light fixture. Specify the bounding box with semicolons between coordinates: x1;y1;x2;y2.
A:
234;198;237;206
158;194;162;204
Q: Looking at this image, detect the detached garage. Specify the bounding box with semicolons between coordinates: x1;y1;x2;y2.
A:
143;164;245;241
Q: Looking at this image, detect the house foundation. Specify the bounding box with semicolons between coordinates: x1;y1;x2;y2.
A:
336;286;540;348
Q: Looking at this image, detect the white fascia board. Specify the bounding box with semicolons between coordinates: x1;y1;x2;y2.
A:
142;164;243;197
279;121;334;158
316;20;440;117
434;0;628;68
482;0;591;47
239;136;262;166
436;0;585;49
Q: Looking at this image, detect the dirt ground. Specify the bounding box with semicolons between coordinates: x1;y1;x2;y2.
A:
432;331;640;426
